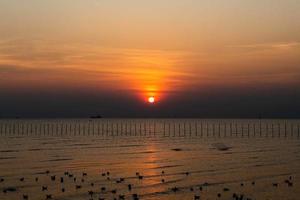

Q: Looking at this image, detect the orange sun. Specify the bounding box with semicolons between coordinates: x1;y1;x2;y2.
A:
148;96;155;104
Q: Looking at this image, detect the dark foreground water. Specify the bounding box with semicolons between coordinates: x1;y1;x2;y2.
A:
0;119;299;200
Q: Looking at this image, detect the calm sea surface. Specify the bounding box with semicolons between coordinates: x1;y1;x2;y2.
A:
0;119;299;200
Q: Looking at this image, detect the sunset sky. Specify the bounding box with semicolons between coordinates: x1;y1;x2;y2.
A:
0;0;300;118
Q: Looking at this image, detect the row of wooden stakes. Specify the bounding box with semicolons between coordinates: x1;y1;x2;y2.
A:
0;121;299;138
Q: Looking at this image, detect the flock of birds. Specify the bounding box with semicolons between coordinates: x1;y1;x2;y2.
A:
0;169;295;200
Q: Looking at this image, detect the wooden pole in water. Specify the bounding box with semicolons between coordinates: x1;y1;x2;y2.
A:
285;122;287;138
173;122;175;137
105;121;108;136
139;122;142;136
241;124;244;137
248;123;250;138
4;123;6;136
119;122;121;136
178;123;181;137
82;122;84;136
116;123;118;136
5;123;8;136
272;123;274;138
218;123;221;138
195;122;198;136
253;123;256;138
200;122;203;137
12;123;15;135
235;123;238;137
184;122;186;137
110;122;113;137
207;123;209;137
259;121;262;137
278;123;280;138
297;123;299;139
78;123;81;135
224;123;226;137
25;123;28;135
93;122;95;135
266;123;269;138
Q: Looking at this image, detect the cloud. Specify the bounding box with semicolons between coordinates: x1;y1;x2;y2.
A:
228;42;300;50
